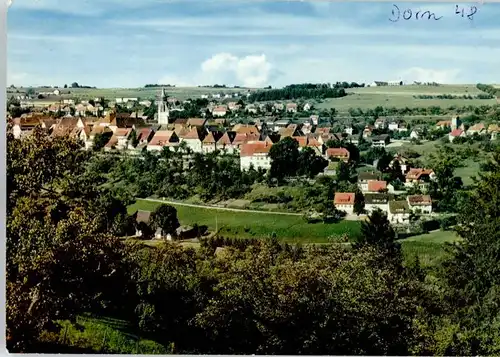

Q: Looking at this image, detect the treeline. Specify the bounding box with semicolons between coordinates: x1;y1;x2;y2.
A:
249;84;348;102
477;83;500;97
414;94;495;100
144;84;175;88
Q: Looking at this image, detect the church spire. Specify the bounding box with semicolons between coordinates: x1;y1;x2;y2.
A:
157;87;170;125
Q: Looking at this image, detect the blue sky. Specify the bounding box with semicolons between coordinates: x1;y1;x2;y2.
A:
6;0;500;88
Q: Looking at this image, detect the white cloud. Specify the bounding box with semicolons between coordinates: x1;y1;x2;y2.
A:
400;67;461;83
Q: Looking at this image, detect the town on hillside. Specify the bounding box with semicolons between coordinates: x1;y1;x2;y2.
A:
8;83;500;239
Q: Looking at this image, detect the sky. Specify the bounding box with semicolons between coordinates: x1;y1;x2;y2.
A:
6;0;500;88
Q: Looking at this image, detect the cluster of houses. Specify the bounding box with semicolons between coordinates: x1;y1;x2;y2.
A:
437;117;500;142
334;166;435;224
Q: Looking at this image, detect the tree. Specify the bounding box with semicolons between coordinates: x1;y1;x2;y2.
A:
269;137;300;182
26;87;35;96
353;190;365;215
7;128;127;351
129;130;140;148
92;132;112;151
71;82;79;88
353;209;401;266
336;161;353;183
151;204;180;236
63;84;68;88
297;147;328;178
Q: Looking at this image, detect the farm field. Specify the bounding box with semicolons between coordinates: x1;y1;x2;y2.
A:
316;84;497;112
128;199;362;243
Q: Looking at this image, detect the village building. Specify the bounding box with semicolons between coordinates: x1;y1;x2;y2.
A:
371;134;390;148
216;132;236;154
202;132;217;153
364;193;390;214
286;103;298;113
366;180;388;193
449;129;465;142
179;127;203;153
212;106;228;117
147;130;180;151
334;192;355;215
358;172;381;192
374;118;387;129
325;147;350;162
466;123;486;136
407;195;433;214
388;201;411;224
240;141;273;171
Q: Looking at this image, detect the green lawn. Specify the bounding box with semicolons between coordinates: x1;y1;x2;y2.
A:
400;230;461;268
455;159;481;186
52;315;167;354
316;84;496;112
128;199;362;243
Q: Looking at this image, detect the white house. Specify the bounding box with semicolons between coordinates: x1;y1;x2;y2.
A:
334;192;355;215
179;127;203;153
407;195;433;214
364;194;390;214
388;201;411;224
240;141;272;171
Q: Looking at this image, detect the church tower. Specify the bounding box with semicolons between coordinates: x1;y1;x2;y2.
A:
157;87;170;125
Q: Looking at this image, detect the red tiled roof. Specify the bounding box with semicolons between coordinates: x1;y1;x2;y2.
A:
114;128;131;137
149;130;178;146
217;132;233;145
367;180;387;192
406;168;434;180
203;132;216;144
186;118;206;127
450;129;464;137
334;192;355;205
326;147;350;159
407;195;432;205
183;127;201;140
233;124;259;135
240;141;272;157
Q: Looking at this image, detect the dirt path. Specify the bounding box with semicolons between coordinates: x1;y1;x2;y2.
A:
139;197;303;216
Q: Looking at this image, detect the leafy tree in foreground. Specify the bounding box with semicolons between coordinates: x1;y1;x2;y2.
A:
353;209;401;267
151;204;180;237
269;137;300;182
6;128;128;352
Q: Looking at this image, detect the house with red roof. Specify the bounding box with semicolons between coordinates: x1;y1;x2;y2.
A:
202;132;217;153
366;180;388;193
147;130;180;151
325;147;350;162
407;195;433;214
179;127;203;153
216;132;236;154
334;192;355;215
240;141;273;171
449;128;465;142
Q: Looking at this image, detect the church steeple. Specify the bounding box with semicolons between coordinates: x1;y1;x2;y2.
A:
157;87;170;125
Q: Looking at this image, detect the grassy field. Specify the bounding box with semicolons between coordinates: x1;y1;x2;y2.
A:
316;84;497;112
128;199;362;243
52;315;167;354
400;230;461;268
